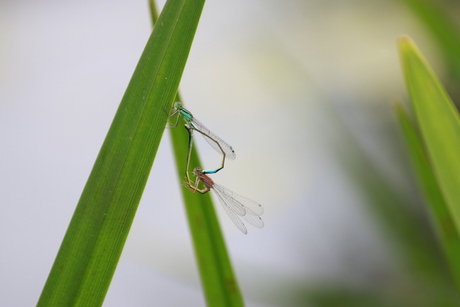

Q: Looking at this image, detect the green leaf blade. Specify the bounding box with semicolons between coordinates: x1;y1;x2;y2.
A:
394;102;460;292
38;0;205;305
399;36;460;235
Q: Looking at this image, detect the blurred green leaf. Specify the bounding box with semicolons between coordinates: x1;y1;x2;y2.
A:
309;283;460;307
401;0;460;82
399;36;460;236
394;102;460;292
328;104;444;280
38;0;205;305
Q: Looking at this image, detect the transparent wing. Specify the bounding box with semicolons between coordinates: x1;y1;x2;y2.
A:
191;117;236;160
217;195;248;234
212;184;264;216
211;183;264;233
241;212;264;229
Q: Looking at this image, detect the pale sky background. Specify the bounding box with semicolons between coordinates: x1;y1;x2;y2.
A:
0;0;443;306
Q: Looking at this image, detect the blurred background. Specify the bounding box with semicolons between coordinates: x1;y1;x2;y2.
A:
2;0;460;306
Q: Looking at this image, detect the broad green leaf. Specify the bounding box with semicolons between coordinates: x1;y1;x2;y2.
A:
399;36;460;239
394;102;460;292
38;0;205;305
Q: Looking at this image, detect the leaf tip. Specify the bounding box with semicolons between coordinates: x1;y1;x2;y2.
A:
398;35;415;52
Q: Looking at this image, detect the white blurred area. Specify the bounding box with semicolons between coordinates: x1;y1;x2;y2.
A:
0;0;443;306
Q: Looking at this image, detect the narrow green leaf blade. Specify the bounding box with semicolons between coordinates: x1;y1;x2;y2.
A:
394;102;460;292
149;1;244;305
399;36;460;236
170;115;244;307
38;0;205;305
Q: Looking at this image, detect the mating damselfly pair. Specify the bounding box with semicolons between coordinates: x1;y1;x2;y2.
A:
169;102;263;234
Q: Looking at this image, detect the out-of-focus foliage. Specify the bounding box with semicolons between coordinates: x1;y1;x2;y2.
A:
310;2;460;306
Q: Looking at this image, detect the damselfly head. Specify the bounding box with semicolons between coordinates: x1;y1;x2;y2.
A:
173;101;182;109
193;167;202;175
